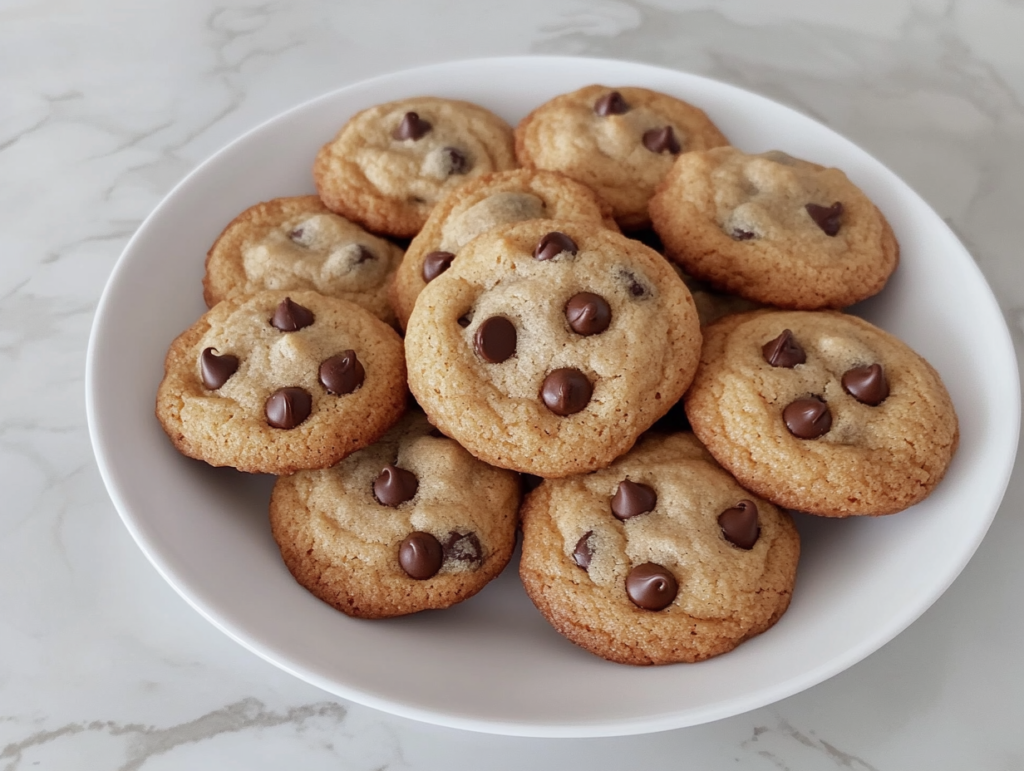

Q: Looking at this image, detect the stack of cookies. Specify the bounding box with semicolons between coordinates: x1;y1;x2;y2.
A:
155;85;958;666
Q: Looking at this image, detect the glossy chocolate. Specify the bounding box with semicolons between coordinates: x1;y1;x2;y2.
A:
271;297;314;332
762;329;806;368
392;111;432;141
319;350;364;395
842;363;889;406
422;250;455;282
565;292;611;335
806;202;844;236
625;563;678;611
610;480;657;520
200;347;238;390
540;368;592;415
783;396;832;438
474;316;517;363
398;531;443;579
718;500;760;549
534;231;577;261
264;387;312;429
373;464;419;507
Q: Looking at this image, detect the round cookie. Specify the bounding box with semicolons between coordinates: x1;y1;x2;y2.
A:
270;410;520;619
314;96;517;238
404;219;702;478
685;310;959;516
391;168;618;330
649;147;899;309
514;85;729;230
519;432;800;665
203;196;404;326
156;290;407;475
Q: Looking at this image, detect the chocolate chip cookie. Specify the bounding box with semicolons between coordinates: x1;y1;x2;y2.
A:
156;290;407;475
685;310;959;516
519;431;800;665
203;196;404;326
649;147;899;309
390;168;618;330
515;85;729;230
269;410;520;618
404;220;702;478
314;96;517;238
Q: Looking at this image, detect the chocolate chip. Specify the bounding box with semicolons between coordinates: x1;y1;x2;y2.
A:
573;531;594;570
731;229;756;241
719;500;760;550
762;329;806;368
392;111;432;141
474;316;517;363
442;531;482;564
611;480;657;520
444;147;469;175
422;250;455;282
398;532;443;579
534;231;577;261
642;126;680;154
200;347;238;390
457;314;471;328
373;464;418;507
594;91;629;116
806;202;844;236
842;363;889;406
625;563;678;611
565;292;611;336
319;350;364;395
540;368;592;416
264;387;312;429
271;297;314;332
617;268;649;298
783;396;832;439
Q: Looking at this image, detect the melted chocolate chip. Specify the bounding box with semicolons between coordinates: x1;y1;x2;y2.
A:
392;111;432;141
373;464;418;507
422;250;455;282
573;531;594;570
398;531;443;579
534;231;577;261
762;329;806;368
565;292;611;336
806;202;844;236
265;387;312;429
540;368;592;416
271;297;314;332
442;531;482;564
783;396;832;439
625;563;678;611
456;314;471;328
319;350;364;395
611;480;657;520
474;316;517;363
719;500;760;550
200;348;238;390
594;91;629;116
842;363;889;406
731;229;756;241
617;269;649;298
642;126;681;154
444;147;469;175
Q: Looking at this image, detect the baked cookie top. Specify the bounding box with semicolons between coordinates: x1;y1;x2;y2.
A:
313;96;517;238
390;168;618;330
518;431;800;665
404;219;702;478
685;310;959;516
270;410;520;619
156;290;407;475
203;196;404;326
649;147;899;309
514;85;729;230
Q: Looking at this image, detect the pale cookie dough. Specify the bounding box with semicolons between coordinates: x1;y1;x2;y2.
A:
519;432;800;665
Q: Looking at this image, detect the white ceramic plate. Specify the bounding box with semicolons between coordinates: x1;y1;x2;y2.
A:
86;57;1020;737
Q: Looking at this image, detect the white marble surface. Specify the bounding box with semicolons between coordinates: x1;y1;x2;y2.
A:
2;0;1023;768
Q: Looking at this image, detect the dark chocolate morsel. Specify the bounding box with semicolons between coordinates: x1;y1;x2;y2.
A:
319;350;365;395
373;464;419;507
642;126;681;154
731;229;756;241
271;297;315;332
442;531;482;564
474;316;517;363
611;480;657;520
200;347;238;390
422;250;455;282
762;329;806;368
783;396;832;439
540;368;592;416
573;531;594;570
594;90;630;116
719;500;760;550
625;563;678;611
264;387;312;429
392;111;432;141
565;292;611;336
842;363;889;406
534;231;578;261
444;147;469;175
398;531;443;579
805;202;844;236
457;314;471;328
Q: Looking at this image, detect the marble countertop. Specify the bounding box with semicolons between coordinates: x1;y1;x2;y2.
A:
3;1;1023;768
